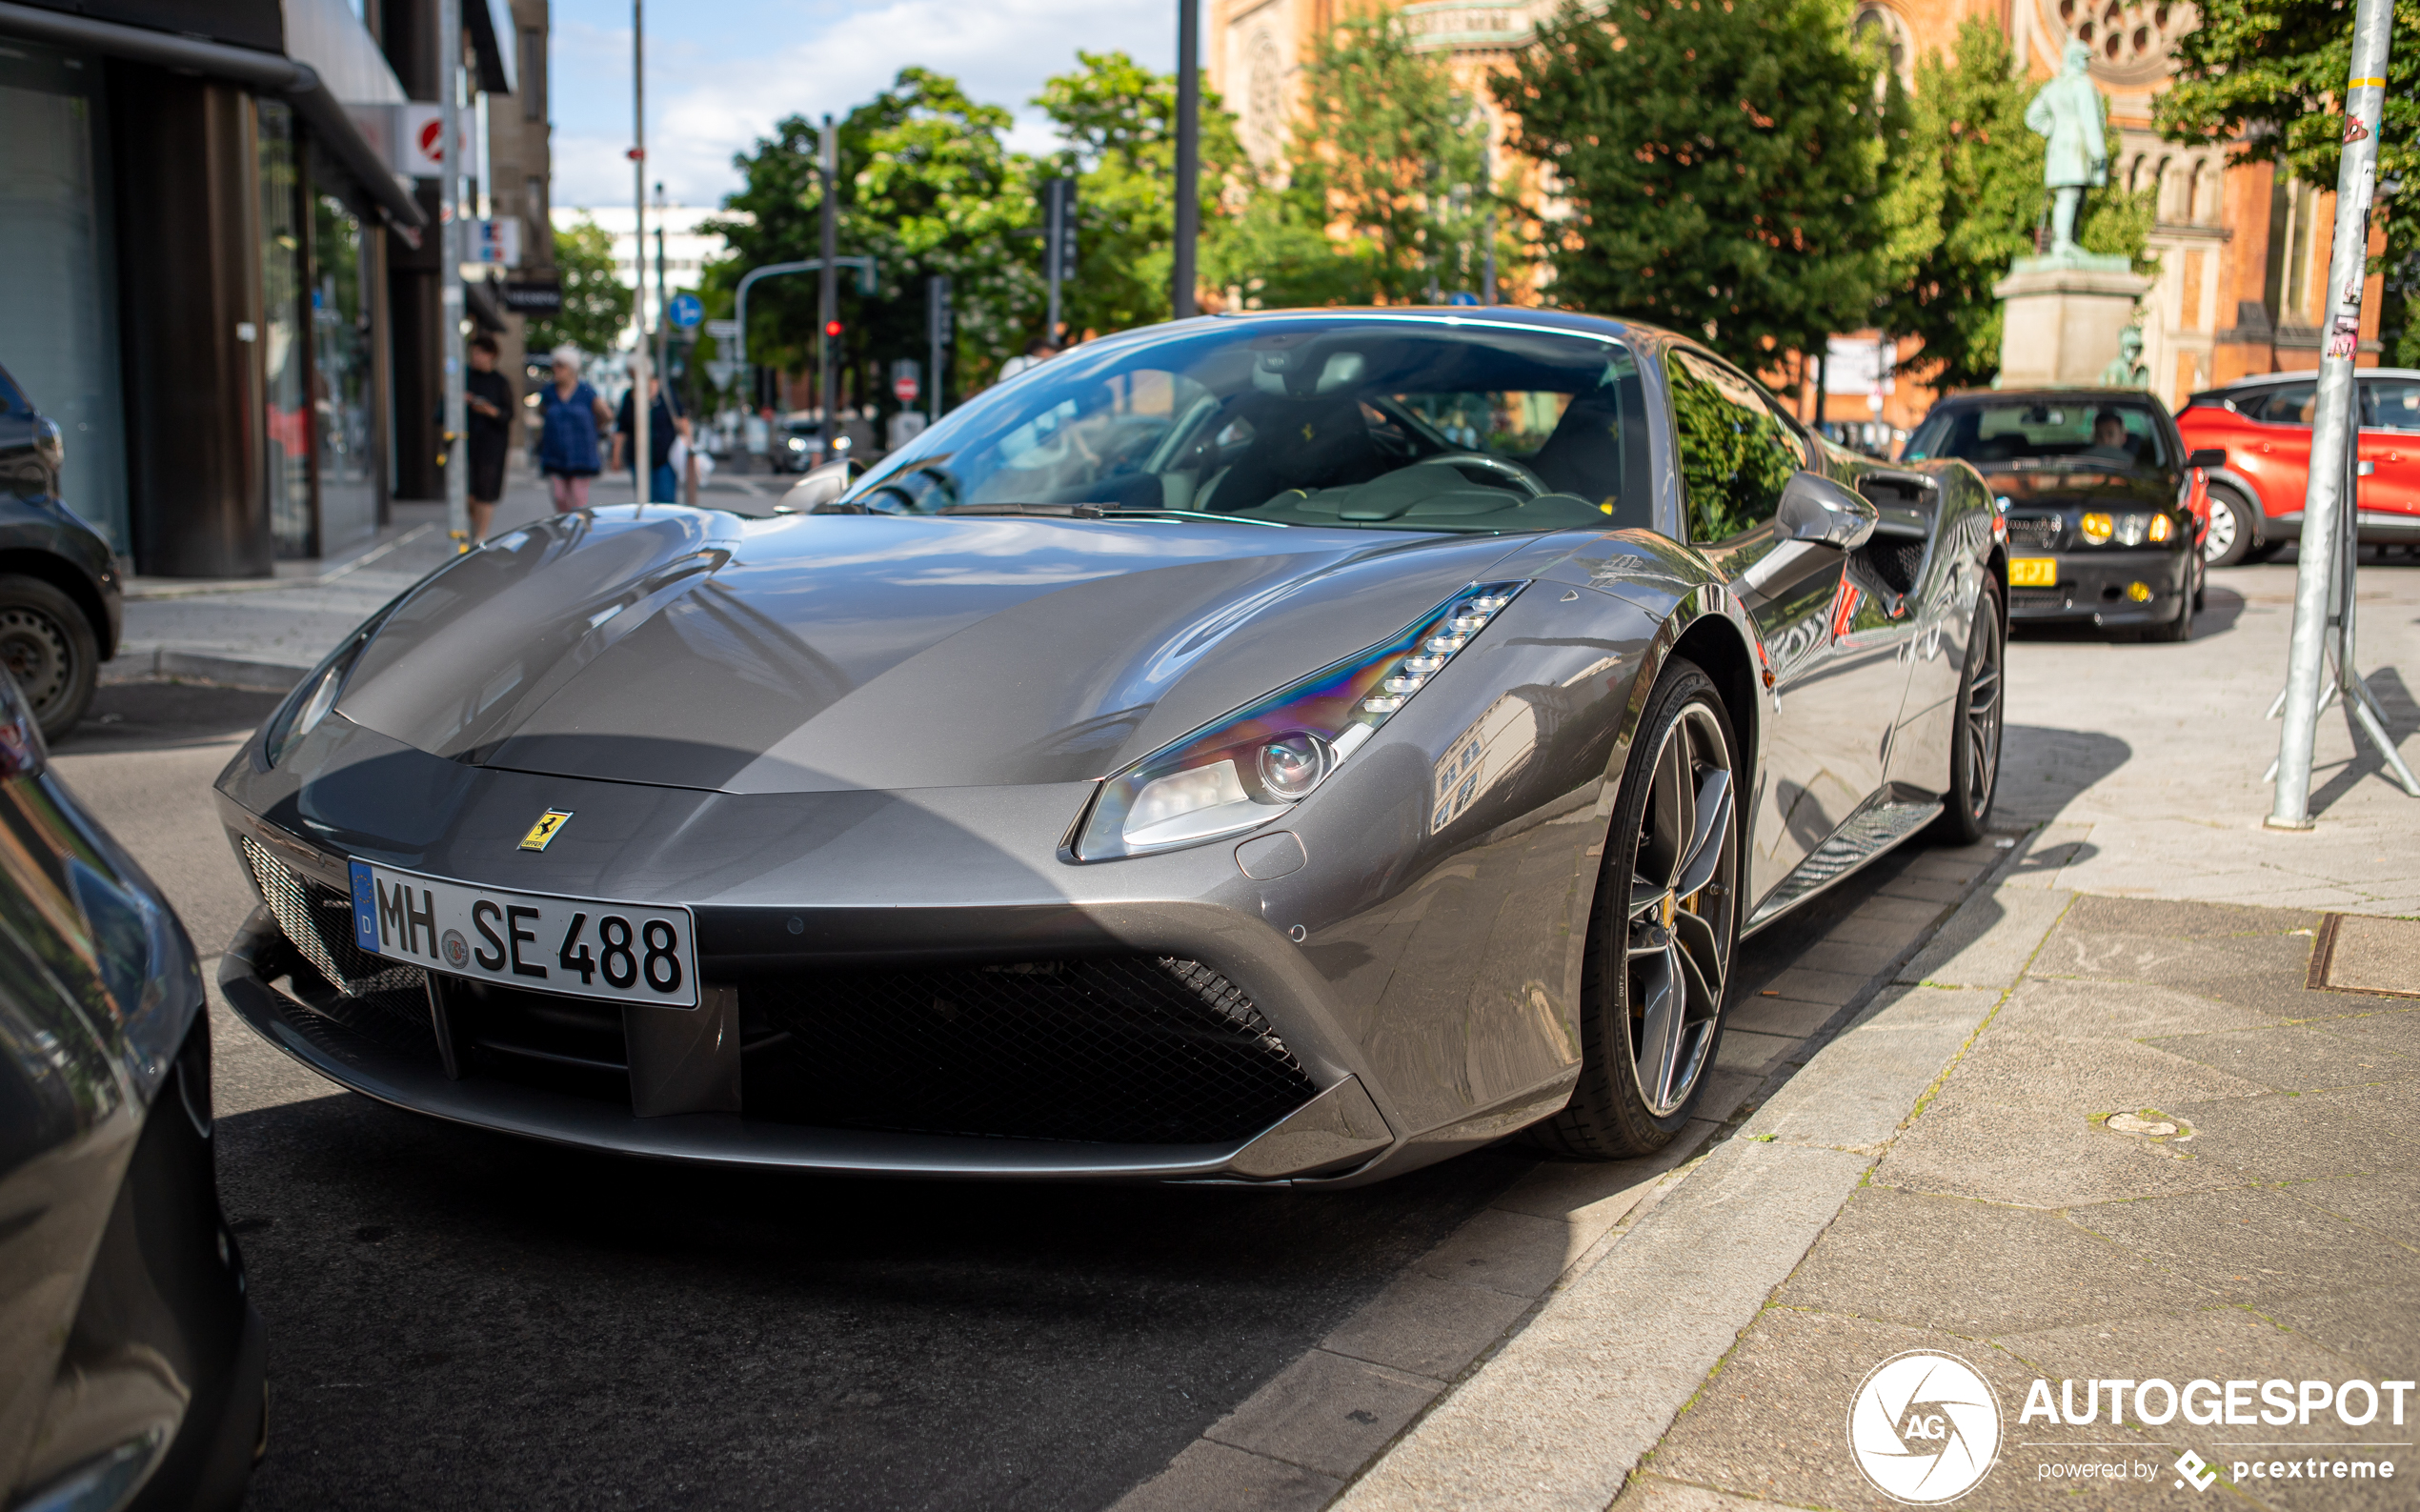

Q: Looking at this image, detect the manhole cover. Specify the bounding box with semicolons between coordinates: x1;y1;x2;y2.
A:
2309;913;2420;999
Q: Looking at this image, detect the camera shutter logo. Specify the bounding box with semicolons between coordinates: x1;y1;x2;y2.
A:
1847;1350;2003;1503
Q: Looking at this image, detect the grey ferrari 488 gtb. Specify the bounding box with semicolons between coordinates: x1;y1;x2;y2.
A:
216;310;2006;1187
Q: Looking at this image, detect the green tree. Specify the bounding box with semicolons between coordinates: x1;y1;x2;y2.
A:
525;216;633;358
2156;0;2420;364
702;69;1039;412
1500;0;1899;367
1033;50;1249;333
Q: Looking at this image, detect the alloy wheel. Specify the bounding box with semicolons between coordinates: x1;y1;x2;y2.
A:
1961;599;2004;821
2202;493;2239;564
1624;703;1736;1118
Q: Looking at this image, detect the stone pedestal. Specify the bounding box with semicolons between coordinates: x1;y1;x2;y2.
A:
1992;252;2153;387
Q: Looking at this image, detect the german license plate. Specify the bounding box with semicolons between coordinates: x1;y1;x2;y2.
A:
347;861;698;1007
2008;557;2057;587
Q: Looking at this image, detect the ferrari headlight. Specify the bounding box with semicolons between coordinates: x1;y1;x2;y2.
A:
264;606;393;766
2079;513;2114;545
1075;581;1526;860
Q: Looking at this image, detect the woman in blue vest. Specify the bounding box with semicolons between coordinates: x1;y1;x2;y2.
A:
536;346;615;513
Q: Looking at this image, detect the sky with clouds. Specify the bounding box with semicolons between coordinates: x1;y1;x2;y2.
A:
546;0;1199;212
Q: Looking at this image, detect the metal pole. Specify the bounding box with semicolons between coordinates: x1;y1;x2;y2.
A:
1482;210;1497;305
928;273;949;424
1045;179;1065;345
819;115;838;446
629;0;650;503
2269;0;2392;829
655;183;670;401
1172;0;1200;319
439;0;467;549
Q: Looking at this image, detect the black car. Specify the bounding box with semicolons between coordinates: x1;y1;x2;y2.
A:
0;670;263;1510
0;364;125;736
1905;389;2208;641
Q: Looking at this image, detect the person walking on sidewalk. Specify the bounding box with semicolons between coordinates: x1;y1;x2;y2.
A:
536;346;613;514
613;375;691;504
464;335;515;541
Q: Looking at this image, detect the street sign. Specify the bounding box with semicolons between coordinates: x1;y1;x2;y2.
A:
1446;292;1480;306
668;292;704;329
500;280;561;314
705;318;740;341
892;358;921;405
467;219;521;267
397;102;471;176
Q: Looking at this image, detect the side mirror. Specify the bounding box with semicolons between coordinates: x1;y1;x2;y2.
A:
777;456;866;514
1774;470;1878;551
2186;448;2225;471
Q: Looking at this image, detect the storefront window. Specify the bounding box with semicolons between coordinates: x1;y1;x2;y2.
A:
0;41;131;553
313;193;377;552
258;99;313;557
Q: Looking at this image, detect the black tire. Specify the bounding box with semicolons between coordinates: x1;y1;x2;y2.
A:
2145;557;2197;643
0;575;97;740
1531;657;1741;1159
2245;539;2285;564
1929;576;2004;844
2202;483;2257;568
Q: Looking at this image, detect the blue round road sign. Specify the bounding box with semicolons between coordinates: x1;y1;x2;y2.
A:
668;292;704;329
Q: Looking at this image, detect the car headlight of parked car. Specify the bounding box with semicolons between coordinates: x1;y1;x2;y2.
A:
1076;582;1525;860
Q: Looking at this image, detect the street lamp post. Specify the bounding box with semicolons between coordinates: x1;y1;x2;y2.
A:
439;0;467;550
629;0;650;503
1171;0;1200;319
819;115;839;441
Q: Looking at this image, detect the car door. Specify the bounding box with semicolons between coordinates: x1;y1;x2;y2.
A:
2358;376;2420;521
2239;380;2316;528
1664;348;1909;910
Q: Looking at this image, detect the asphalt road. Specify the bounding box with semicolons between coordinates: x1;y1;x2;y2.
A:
51;679;1946;1512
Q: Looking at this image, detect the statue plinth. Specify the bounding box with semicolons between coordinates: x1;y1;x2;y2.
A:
1993;254;2151;388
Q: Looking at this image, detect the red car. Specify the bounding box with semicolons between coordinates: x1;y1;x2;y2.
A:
2175;369;2420;566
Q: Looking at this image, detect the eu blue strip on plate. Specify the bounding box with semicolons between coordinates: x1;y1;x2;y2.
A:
349;860;378;951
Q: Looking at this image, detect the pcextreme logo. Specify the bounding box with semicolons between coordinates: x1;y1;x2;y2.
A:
1847;1351;2004;1504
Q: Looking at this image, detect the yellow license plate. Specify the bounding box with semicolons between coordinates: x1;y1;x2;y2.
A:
2009;557;2057;587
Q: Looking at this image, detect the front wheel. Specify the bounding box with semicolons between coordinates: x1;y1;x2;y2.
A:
0;575;98;740
2203;484;2256;568
1531;657;1740;1159
1929;576;2004;845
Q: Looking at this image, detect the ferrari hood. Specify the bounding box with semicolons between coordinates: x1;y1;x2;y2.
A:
330;506;1536;794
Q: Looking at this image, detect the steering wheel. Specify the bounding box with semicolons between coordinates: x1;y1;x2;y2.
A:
1425;452;1547;497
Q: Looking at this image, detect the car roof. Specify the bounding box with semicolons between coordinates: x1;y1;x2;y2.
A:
2212;368;2420;389
1206;304;1665;345
1929;388;2171;406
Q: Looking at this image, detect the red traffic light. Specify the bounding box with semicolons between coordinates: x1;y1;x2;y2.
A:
824;320;844;338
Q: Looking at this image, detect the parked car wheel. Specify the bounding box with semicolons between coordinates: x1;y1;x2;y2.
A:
2145;560;2197;643
0;575;96;738
1531;657;1739;1159
2202;484;2258;567
1929;577;2005;845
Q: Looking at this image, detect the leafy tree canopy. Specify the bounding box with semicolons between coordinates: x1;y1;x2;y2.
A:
524;216;633;360
1500;0;1903;368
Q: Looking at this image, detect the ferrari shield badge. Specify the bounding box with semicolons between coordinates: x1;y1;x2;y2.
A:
518;810;575;852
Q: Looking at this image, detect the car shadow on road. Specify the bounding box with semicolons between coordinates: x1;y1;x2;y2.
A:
212;1086;1531;1512
1991;723;2130;832
55;681;284;756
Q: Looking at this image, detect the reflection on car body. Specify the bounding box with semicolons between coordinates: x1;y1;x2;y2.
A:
214;310;2007;1188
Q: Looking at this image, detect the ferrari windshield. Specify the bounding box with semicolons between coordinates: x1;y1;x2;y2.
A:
1906;398;2172;472
841;317;1654;533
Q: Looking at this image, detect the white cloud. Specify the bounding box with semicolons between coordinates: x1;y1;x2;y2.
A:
548;0;1185;211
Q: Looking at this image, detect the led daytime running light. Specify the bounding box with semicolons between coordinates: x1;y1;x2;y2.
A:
1076;581;1528;860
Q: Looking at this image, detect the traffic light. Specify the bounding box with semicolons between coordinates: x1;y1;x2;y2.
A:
824;319;844;339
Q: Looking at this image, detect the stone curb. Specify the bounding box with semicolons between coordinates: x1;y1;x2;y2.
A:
100;648;312;694
1110;829;2058;1512
1324;839;2076;1511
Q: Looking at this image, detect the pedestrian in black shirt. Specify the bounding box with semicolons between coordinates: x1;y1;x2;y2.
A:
613;376;691;504
465;335;515;541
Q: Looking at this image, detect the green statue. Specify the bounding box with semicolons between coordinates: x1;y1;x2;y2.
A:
2026;41;2108;257
2100;326;2148;388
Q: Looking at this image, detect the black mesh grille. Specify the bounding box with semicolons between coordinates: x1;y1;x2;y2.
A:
741;958;1317;1144
2006;515;2063;551
2010;586;2066;611
1858;538;1926;595
240;838;437;1058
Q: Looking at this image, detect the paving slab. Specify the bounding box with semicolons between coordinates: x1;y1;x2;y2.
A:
2145;1023;2415;1092
1873;1094;2250;1208
2162;1084;2420;1181
2069;1183;2417;1308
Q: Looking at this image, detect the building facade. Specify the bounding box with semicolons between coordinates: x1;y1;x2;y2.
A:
0;0;543;577
1209;0;2383;424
